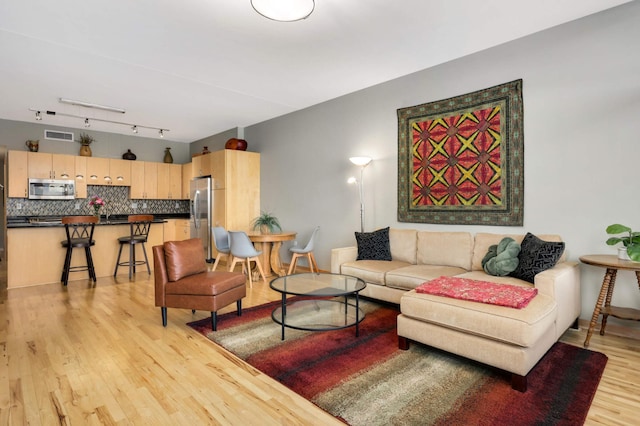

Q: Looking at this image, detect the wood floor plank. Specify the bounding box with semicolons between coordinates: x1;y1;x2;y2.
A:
1;270;639;425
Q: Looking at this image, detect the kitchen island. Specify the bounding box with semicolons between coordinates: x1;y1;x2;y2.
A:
7;216;182;288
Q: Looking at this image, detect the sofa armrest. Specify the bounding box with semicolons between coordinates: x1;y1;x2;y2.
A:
534;261;581;338
331;246;358;273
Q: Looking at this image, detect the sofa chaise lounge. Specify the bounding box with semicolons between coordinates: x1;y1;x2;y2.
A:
331;229;581;391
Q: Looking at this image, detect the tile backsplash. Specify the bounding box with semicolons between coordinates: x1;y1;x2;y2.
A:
7;185;189;217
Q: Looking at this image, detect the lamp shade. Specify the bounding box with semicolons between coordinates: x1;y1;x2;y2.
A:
251;0;315;22
349;156;372;167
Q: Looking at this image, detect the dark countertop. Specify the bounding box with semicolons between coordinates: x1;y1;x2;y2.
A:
7;214;189;228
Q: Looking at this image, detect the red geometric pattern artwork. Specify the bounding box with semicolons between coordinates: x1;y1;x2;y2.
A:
411;106;503;207
397;80;524;226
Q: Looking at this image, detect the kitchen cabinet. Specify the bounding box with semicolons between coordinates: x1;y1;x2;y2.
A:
212;150;260;231
182;163;192;199
157;163;182;199
86;158;131;186
8;150;28;198
163;219;190;242
75;156;87;198
192;153;211;178
130;161;158;199
28;152;75;179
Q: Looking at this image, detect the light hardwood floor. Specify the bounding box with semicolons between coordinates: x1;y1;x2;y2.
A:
1;271;639;425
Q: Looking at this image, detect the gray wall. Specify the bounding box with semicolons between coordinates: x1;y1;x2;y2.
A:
246;2;640;326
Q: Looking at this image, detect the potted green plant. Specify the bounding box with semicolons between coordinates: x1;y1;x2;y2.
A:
252;211;282;234
606;224;640;261
77;133;95;157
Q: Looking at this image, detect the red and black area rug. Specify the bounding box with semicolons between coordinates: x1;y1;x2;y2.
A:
188;299;607;425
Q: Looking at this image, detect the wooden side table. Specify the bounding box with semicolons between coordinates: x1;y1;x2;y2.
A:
579;254;640;347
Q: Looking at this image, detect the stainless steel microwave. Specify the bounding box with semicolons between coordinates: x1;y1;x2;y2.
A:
28;178;76;200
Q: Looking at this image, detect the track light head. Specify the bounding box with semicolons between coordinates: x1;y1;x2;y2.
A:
35;111;42;121
132;125;138;134
159;129;164;138
84;118;90;128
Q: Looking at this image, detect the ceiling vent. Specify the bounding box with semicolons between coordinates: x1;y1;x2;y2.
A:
44;129;74;142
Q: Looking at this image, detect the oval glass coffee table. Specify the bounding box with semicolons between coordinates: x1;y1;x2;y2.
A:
269;272;367;340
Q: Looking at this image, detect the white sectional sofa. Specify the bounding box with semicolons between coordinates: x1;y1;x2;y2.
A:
331;228;581;391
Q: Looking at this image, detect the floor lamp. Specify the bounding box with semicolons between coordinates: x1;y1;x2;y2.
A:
348;156;372;233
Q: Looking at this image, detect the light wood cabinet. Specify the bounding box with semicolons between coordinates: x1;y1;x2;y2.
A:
130;161;158;199
28;152;75;179
110;159;132;186
8;150;28;198
75;156;87;198
86;158;131;186
192;153;211;178
157;163;182;199
163;219;190;242
210;150;260;231
182;163;192;199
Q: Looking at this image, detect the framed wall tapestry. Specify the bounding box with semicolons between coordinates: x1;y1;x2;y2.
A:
397;79;524;226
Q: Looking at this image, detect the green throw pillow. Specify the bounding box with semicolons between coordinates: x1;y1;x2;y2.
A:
481;237;521;276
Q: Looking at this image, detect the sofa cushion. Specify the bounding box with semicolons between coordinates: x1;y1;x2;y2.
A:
385;265;468;291
341;259;411;286
400;288;557;347
416;231;473;270
164;238;207;282
355;227;392;261
471;233;565;271
509;233;565;283
389;228;418;264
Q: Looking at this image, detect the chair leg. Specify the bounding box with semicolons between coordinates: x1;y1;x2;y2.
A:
212;255;221;271
211;311;217;331
237;299;242;316
246;259;253;288
129;242;135;279
114;243;124;276
228;257;239;273
161;307;167;327
61;246;72;285
309;252;319;273
85;246;97;281
253;257;267;283
141;243;150;275
287;253;300;275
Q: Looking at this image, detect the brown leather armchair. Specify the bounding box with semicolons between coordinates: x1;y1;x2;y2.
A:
153;238;246;330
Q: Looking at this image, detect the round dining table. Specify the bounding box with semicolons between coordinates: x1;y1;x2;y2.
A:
247;231;297;277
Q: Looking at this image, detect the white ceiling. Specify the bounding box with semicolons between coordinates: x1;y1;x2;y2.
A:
0;0;631;143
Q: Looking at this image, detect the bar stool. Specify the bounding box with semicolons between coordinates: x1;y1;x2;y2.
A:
61;215;98;286
114;215;154;279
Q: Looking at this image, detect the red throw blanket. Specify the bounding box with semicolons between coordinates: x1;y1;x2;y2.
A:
415;276;537;309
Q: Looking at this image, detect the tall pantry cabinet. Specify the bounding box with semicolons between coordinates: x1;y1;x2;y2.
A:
192;149;260;233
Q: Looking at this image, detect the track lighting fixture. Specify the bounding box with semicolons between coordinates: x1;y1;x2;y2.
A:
28;108;169;138
59;98;126;114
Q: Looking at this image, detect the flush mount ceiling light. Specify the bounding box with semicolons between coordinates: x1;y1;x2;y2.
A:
251;0;315;22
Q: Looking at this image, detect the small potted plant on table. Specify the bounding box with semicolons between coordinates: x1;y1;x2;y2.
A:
252;212;282;234
606;223;640;261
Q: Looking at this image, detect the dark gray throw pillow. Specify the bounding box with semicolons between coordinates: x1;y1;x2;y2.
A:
509;232;565;283
355;227;392;261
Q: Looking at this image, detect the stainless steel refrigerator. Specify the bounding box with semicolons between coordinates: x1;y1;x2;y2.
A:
190;177;213;261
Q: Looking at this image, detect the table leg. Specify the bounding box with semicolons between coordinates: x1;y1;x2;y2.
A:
600;268;618;336
584;268;616;347
251;241;273;280
355;292;360;337
270;241;286;276
281;292;286;340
